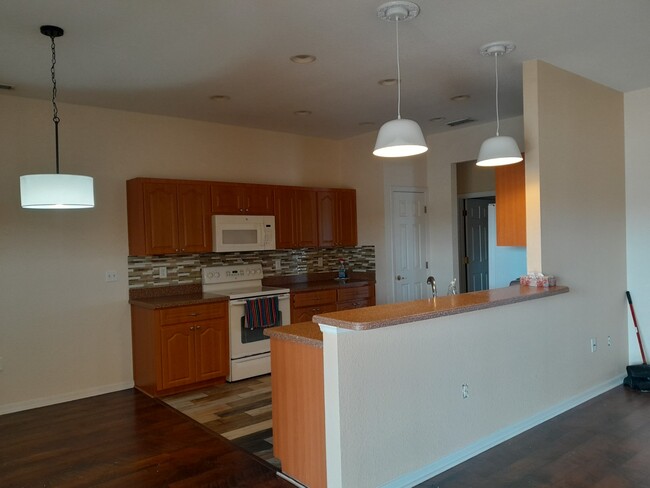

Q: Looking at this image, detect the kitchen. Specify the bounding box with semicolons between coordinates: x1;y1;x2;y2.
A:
0;1;647;487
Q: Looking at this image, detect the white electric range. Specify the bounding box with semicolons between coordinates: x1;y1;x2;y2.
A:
201;264;290;381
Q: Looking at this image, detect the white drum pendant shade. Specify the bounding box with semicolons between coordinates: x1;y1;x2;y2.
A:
373;118;428;157
20;174;95;209
476;135;523;167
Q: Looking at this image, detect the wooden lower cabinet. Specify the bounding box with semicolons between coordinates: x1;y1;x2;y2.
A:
290;289;337;323
270;337;326;488
131;301;229;397
291;284;376;322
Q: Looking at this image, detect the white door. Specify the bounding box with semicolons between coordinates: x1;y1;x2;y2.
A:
392;190;429;302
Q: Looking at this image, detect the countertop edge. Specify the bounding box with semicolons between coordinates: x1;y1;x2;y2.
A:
264;322;323;347
312;285;570;331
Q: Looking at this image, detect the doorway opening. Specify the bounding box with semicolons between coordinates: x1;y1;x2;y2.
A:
459;196;495;293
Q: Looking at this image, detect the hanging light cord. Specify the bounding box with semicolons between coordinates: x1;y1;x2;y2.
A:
395;16;402;120
494;52;500;137
49;33;61;174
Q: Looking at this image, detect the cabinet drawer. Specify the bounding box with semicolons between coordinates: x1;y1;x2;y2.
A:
160;302;227;326
337;298;372;311
292;289;337;308
337;285;373;303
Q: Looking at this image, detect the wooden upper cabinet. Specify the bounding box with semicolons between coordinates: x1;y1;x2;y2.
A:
127;178;212;255
211;182;274;215
317;189;358;247
294;189;319;248
177;183;212;253
495;158;526;247
274;188;318;249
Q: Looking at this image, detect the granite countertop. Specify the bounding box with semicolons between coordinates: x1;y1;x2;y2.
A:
264;322;323;347
286;279;372;293
312;285;570;331
128;284;228;309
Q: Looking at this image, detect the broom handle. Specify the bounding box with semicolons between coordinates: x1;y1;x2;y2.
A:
626;291;648;365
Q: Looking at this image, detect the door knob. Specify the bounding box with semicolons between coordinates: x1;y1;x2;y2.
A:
396;275;404;281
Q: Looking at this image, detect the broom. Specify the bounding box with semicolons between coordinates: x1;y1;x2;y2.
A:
624;291;650;391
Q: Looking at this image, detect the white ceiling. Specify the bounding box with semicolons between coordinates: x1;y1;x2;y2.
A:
1;0;649;140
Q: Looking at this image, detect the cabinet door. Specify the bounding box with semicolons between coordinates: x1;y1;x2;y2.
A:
495;160;526;247
294;189;319;248
194;321;229;381
177;183;212;253
160;324;195;390
244;186;275;215
291;303;338;323
275;189;297;248
143;182;179;254
337;190;358;247
317;191;337;248
211;183;244;214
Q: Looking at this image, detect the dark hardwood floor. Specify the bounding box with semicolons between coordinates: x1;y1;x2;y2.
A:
1;385;648;487
0;388;292;488
417;386;650;488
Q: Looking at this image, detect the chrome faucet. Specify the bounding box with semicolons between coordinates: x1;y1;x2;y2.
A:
426;276;437;297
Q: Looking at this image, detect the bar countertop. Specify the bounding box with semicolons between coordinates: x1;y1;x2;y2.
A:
312;285;569;331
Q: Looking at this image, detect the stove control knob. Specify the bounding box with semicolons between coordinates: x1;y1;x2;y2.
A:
207;272;214;279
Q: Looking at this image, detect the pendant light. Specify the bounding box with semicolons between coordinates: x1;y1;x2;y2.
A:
20;25;94;209
476;41;522;167
373;1;428;158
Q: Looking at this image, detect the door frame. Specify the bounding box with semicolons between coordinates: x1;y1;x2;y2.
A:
385;186;429;304
457;191;495;293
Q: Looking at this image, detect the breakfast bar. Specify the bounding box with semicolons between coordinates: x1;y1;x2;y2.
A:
266;285;569;488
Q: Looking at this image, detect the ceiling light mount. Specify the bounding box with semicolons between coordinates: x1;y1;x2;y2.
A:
480;41;516;58
377;1;420;22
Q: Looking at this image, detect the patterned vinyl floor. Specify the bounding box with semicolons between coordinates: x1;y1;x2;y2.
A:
163;375;280;468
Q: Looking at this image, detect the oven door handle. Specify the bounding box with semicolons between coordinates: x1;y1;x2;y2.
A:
229;294;290;306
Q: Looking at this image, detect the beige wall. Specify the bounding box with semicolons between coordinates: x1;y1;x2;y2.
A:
624;87;650;362
456;160;495;195
321;61;628;487
0;94;345;412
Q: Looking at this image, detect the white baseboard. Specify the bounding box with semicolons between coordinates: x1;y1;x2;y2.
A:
0;381;135;416
381;375;625;488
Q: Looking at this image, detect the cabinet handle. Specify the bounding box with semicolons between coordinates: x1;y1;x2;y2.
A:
195;325;201;330
312;307;320;312
188;313;200;317
190;326;195;331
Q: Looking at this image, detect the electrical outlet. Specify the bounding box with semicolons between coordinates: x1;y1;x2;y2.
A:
317;257;323;267
590;338;597;352
608;336;612;347
462;384;469;399
274;259;282;270
105;271;118;282
159;266;167;278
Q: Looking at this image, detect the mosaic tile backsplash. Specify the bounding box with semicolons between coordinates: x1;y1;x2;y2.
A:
128;246;375;289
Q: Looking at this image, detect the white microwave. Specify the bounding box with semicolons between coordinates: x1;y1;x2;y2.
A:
212;215;276;253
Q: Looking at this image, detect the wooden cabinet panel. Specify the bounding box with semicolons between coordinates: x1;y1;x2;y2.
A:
274;189;296;249
294;189;319;248
131;301;229;397
291;289;337;323
127;178;212;255
270;337;326;488
337;189;358;247
143;182;179;255
195;322;229;381
160;324;195;390
336;284;376;311
211;183;274;215
317;191;337;247
177;183;212;253
495;160;526;247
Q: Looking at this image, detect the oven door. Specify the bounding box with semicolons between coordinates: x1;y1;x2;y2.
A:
228;293;290;360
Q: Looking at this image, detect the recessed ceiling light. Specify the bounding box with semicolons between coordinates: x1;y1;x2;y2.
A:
429;116;446;122
451;94;471;102
378;78;398;86
290;54;316;64
210;95;231;101
294;110;312;116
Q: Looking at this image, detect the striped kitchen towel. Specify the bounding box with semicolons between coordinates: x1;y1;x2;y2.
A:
244;296;280;329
